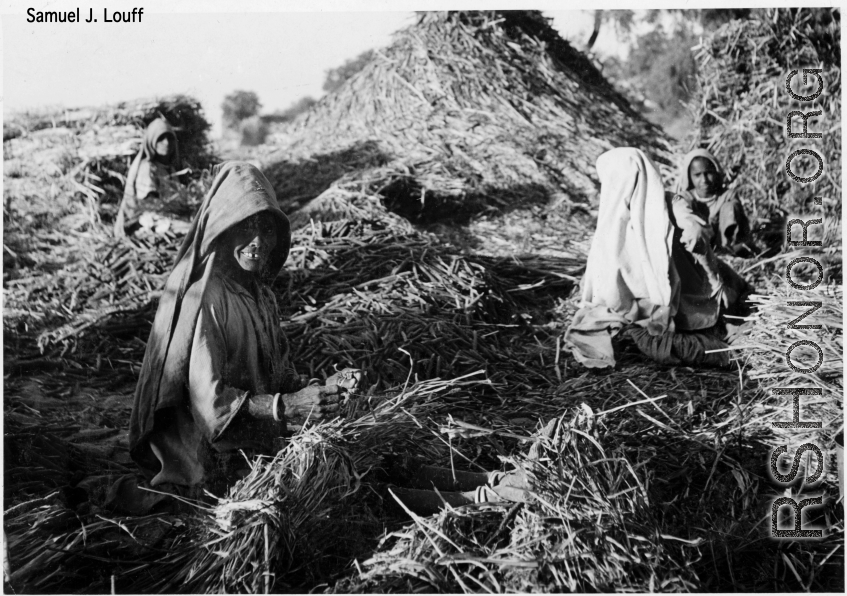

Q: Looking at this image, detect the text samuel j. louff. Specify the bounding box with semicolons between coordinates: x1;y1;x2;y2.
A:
27;8;144;23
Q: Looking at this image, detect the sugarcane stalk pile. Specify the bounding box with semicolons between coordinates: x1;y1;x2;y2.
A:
337;407;701;593
263;11;673;222
4;95;214;167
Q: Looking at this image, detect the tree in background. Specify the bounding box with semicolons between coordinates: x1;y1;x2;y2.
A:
323;50;374;93
265;96;318;123
596;9;755;138
222;90;262;131
256;50;374;129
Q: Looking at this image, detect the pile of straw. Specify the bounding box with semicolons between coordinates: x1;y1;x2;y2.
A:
4;376;476;594
336;406;699;593
278;199;578;389
160;376;473;594
738;284;842;466
5;494;185;594
265;11;672;219
4;95;214;169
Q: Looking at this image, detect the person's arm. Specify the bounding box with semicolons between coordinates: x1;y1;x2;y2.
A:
670;194;712;254
114;152;144;237
276;328;305;395
187;293;265;442
187;291;340;442
670;194;725;298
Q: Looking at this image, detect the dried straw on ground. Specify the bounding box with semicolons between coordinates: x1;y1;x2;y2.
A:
4;376;474;594
336;406;699;593
736;283;842;472
4;9;844;594
6;185;578;393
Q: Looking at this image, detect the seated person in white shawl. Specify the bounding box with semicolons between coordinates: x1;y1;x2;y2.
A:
565;148;752;369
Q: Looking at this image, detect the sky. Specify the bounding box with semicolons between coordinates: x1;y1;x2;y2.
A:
0;0;800;136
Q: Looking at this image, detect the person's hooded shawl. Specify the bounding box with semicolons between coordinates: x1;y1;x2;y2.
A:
676;148;751;249
677;148;726;196
564;148;723;368
128;161;291;482
115;118;180;234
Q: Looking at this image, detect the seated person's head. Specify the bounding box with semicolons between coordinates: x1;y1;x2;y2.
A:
688;157;721;198
155;132;176;159
216;211;279;286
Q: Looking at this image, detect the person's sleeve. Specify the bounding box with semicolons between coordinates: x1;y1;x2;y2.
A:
721;193;752;247
115;152;143;235
264;288;303;395
670;194;724;296
278;331;304;394
187;291;252;443
670;194;712;254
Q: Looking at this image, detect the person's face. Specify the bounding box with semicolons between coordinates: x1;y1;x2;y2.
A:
688;157;720;197
155;135;172;158
224;212;278;276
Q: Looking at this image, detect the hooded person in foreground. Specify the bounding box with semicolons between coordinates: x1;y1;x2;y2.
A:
677;148;754;256
114;118;182;237
110;162;360;513
564;148;753;370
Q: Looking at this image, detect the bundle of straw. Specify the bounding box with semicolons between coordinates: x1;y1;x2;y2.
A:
737;284;842;455
338;406;700;593
125;374;486;594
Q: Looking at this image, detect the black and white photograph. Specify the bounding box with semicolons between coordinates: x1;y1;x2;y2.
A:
1;1;843;592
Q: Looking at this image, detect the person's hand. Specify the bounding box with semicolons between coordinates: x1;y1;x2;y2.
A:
679;223;706;253
720;284;739;310
280;385;340;421
325;368;363;393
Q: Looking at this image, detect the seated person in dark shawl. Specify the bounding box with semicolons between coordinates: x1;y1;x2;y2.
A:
677;148;755;256
114;118;182;237
110;162;359;513
565;148;753;370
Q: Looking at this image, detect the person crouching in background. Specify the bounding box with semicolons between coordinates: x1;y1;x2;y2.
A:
677;148;756;257
114;118;181;237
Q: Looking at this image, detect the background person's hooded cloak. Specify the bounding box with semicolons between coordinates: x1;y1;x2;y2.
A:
114;118;181;235
128;161;294;487
676;148;751;251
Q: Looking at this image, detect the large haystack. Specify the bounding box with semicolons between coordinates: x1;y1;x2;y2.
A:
264;11;672;220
